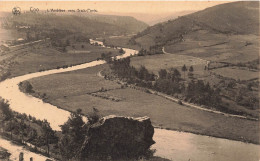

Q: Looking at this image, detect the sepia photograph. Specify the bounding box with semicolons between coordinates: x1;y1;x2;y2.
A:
0;1;259;160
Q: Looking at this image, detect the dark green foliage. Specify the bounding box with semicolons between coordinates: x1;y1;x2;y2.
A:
182;64;187;79
119;48;125;54
0;98;58;153
42;120;57;156
59;108;87;160
235;87;259;109
0;99;13;121
111;57;155;82
138;48;163;56
189;66;194;72
185;81;221;107
110;58;222;109
158;69;167;79
18;81;34;93
101;52;113;63
0;148;11;160
6;13;148;42
87;108;101;125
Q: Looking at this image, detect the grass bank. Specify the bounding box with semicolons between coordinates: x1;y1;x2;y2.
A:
26;64;259;144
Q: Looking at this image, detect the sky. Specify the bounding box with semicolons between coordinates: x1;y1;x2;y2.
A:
0;1;231;13
0;1;232;24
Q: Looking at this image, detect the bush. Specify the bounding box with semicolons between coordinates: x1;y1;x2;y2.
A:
19;81;34;93
87;108;101;125
178;100;183;105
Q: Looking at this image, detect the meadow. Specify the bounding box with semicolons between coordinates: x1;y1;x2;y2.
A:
164;32;259;64
131;54;206;72
130;53;207;79
130;48;258;119
27;64;259;144
212;67;258;81
0;42;120;79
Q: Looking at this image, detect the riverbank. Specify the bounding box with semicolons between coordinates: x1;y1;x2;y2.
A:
25;64;259;144
14;39;259;145
0;39;259;161
0;40;121;81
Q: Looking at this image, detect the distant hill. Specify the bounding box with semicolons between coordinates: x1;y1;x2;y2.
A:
146;10;196;26
80;13;148;34
99;11;196;26
2;12;148;37
132;1;259;49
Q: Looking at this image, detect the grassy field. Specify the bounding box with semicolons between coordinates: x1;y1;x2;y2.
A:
0;42;120;79
130;53;207;78
130;50;259;117
27;64;259;144
164;32;259;64
212;67;258;81
29;64;121;100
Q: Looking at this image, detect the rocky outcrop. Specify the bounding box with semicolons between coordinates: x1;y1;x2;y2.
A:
80;115;155;159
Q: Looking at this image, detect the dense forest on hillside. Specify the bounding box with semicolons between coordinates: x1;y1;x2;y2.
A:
0;12;148;47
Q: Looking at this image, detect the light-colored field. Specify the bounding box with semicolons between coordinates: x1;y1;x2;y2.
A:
27;65;259;144
164;31;259;64
2;43;119;78
212;67;258;81
130;50;258;118
130;53;207;75
29;64;121;100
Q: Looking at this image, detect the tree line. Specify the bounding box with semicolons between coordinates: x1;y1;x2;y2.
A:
0;99;99;160
0;99;58;156
1;99;154;160
109;58;222;108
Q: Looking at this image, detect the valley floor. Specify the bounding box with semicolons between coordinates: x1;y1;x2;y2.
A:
27;64;259;144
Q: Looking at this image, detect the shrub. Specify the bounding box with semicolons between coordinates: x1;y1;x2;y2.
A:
87;108;101;125
178;100;183;105
19;81;34;93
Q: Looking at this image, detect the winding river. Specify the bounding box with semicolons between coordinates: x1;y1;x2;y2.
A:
0;39;259;161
